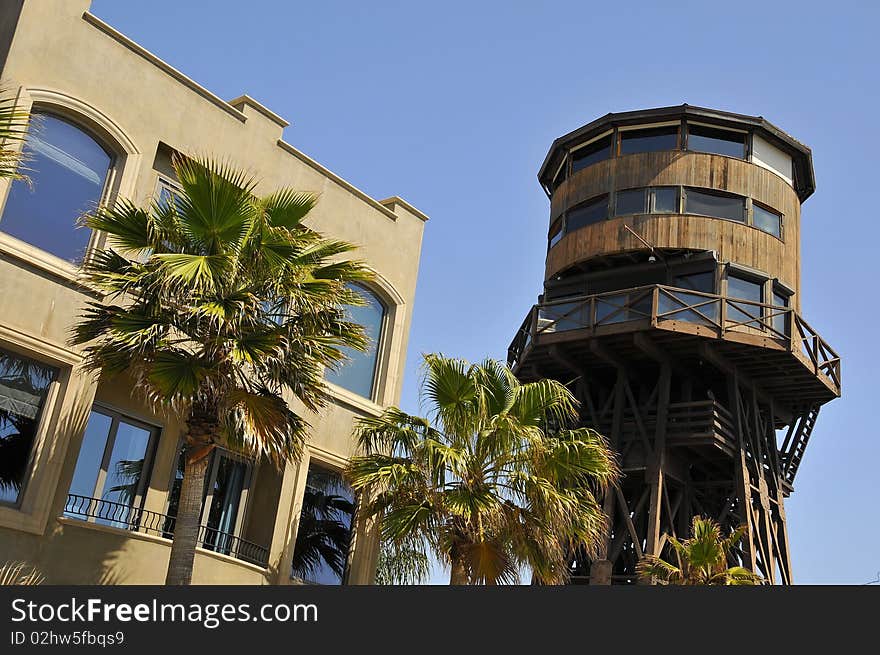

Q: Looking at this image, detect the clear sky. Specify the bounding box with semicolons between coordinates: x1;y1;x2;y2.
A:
90;0;879;584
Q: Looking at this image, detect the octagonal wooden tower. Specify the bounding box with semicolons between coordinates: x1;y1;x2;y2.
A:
508;105;840;584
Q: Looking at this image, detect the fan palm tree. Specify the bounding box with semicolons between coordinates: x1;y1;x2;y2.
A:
0;86;30;181
636;516;764;585
71;155;372;585
0;561;43;585
347;354;619;585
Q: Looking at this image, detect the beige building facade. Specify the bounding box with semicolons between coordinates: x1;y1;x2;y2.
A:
0;0;427;584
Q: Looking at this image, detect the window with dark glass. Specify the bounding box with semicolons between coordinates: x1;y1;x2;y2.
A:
291;462;356;585
615;188;646;215
565;196;608;232
771;290;790;337
651;187;679;213
686;124;746;159
753;203;782;238
548;218;563;248
0;349;57;505
324;284;386;399
66;407;160;528
619;126;679;155
673;271;715;294
165;448;252;555
202;453;250;555
571;134;612;173
156;178;185;212
0;113;112;263
684;188;745;222
665;271;718;323
727;273;764;325
550;160;567;192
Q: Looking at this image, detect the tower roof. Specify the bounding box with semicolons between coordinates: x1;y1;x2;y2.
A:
539;104;816;201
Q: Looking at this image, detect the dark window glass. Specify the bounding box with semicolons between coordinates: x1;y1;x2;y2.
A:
0;113;112;263
619;126;678;155
203;453;249;555
324;284;386;399
292;463;355;585
673;271;714;294
548;219;563;249
551;161;567;192
571;135;612;173
615;188;646;215
165;446;186;536
651;187;678;213
772;291;789;337
685;188;745;222
66;409;158;528
566;196;608;232
727;274;764;325
165;448;250;553
687;124;746;159
753;204;782;238
0;350;57;505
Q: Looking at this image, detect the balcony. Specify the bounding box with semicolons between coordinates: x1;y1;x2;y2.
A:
63;494;269;568
508;285;840;406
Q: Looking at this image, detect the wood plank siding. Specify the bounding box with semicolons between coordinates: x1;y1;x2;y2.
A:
546;151;801;309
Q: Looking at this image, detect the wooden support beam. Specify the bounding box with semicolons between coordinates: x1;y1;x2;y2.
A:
699;342;793;423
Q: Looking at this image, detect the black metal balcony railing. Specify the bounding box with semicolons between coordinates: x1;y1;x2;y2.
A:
63;494;270;568
507;284;841;392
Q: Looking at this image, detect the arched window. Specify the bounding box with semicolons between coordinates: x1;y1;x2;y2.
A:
325;283;386;399
0;112;112;263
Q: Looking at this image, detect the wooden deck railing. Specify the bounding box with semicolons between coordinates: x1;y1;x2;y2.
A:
508;284;840;391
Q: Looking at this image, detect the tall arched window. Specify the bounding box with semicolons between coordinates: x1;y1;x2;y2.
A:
325;283;386;399
0;112;112;264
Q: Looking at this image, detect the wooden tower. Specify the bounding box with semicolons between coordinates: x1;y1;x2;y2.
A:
508;105;840;584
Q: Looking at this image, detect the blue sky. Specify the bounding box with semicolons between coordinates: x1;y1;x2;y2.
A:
91;0;879;584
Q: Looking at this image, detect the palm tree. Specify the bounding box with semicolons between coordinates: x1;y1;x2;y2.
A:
636;516;764;585
346;354;619;585
0;86;30;181
71;155;372;585
374;538;431;585
0;561;43;585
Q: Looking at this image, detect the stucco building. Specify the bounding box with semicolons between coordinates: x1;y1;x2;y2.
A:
0;0;427;584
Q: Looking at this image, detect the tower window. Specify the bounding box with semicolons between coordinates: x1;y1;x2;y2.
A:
619;126;679;155
684;188;745;222
771;289;790;337
614;187;680;216
651;187;679;213
550;159;567;192
571;134;613;173
548;218;563;249
673;271;715;294
615;188;646;215
753;203;782;238
727;273;764;325
566;196;608;232
686;124;747;159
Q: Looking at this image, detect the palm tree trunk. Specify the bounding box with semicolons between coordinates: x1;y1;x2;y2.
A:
164;447;210;585
449;554;469;585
